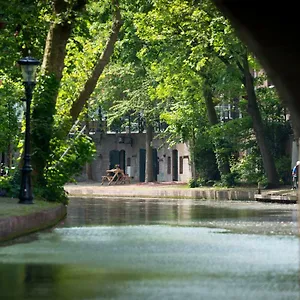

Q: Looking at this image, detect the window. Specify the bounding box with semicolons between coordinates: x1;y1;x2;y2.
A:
167;156;171;174
179;156;183;174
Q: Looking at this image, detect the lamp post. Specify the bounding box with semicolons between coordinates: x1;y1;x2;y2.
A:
18;56;40;204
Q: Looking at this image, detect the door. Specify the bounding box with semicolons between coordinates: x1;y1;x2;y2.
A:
109;150;120;169
172;149;178;181
139;149;146;182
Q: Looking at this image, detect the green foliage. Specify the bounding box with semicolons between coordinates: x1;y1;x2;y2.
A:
275;155;291;185
188;177;215;188
219;172;238;187
209;117;253;151
0;0;294;200
0;168;21;198
31;74;60;182
193;132;220;182
0;176;13;197
188;178;200;188
264;120;292;158
2;1;119;204
0;77;22;153
230;151;265;185
96;62;161;132
1;0;47;63
38;134;96;204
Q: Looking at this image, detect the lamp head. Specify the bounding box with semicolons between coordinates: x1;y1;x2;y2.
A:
18;56;40;83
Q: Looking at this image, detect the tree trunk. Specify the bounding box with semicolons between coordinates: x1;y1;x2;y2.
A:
203;81;230;176
145;124;154;182
243;56;280;187
31;22;72;182
190;128;197;180
31;0;120;183
31;0;87;182
70;1;123;121
41;26;71;80
203;84;218;125
7;143;12;169
42;0;88;79
85;113;93;180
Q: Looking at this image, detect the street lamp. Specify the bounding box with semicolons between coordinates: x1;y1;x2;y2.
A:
18;56;40;204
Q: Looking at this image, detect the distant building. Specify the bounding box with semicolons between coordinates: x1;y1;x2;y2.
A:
76;122;192;183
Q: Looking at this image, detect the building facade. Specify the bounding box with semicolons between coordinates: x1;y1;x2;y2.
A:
78;131;192;184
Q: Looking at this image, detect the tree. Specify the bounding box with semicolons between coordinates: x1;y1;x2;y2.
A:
30;0;123;196
241;54;280;187
0;78;22;168
100;66;161;182
133;0;280;187
0;0;124;200
0;0;43;170
92;0;164;182
132;0;234;182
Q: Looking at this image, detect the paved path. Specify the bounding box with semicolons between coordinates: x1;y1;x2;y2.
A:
65;181;298;203
65;181;257;200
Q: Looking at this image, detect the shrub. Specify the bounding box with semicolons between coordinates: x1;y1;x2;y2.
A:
230;153;264;185
36;134;96;204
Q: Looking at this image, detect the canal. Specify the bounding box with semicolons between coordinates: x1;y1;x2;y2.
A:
0;198;299;299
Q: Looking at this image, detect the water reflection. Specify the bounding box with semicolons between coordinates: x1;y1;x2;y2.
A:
0;197;299;300
63;198;298;236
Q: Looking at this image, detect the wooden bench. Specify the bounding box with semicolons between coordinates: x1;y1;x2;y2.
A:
119;173;131;184
101;168;131;185
101;175;113;185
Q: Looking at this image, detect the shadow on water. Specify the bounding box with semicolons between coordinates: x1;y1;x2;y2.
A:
63;198;298;236
0;197;299;300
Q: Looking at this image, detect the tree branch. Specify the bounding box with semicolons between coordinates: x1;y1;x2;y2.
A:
70;0;123;122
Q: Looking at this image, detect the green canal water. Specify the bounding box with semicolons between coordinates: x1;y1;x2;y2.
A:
0;198;299;299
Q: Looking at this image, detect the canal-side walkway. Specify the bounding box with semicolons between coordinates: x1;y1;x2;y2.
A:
65;181;298;203
0;181;298;243
65;182;258;200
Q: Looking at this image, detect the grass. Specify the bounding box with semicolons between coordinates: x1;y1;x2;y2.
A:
0;197;60;219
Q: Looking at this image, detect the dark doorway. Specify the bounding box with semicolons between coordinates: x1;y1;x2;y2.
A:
109;150;120;169
139;149;146;182
172;149;178;181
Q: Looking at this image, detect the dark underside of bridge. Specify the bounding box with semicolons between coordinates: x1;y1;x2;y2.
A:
213;0;300;136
